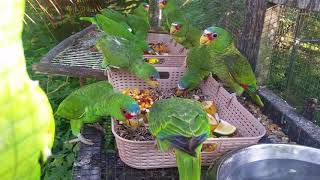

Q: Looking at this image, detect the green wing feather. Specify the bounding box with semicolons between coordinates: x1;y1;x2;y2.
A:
95;14;136;40
96;35;133;68
179;46;212;90
223;46;257;86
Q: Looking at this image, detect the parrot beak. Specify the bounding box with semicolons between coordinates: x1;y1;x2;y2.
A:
147;80;160;88
170;26;178;34
200;34;211;45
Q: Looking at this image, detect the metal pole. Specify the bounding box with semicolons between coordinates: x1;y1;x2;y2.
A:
285;9;304;97
149;0;162;32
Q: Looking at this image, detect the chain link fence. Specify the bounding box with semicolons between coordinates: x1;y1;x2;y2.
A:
266;6;320;125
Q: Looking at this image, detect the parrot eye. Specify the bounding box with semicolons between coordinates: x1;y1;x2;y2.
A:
212;33;218;38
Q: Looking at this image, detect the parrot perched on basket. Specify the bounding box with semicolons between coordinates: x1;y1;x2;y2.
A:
170;21;203;49
56;81;140;145
177;45;213;95
148;98;210;180
199;26;264;107
96;35;160;87
100;6;150;40
0;0;55;179
80;13;148;51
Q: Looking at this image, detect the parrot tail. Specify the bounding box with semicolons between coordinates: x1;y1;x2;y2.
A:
249;93;264;107
175;148;202;180
168;133;208;156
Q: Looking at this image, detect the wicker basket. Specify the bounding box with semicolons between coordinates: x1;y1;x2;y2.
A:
143;33;187;67
107;33;266;169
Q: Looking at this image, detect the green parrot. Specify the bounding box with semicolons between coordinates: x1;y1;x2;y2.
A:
56;81;140;145
131;2;150;21
148;98;210;180
199;26;264;107
158;0;186;33
100;7;150;40
96;35;160;87
177;45;213;95
0;0;55;179
170;21;203;50
80;14;148;51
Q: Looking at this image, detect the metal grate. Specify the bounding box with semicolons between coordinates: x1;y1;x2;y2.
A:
51;31;105;70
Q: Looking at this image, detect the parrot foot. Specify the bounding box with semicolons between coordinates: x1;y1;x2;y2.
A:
87;123;106;134
68;134;94;145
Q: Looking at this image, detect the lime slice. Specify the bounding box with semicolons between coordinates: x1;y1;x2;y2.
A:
214;120;236;136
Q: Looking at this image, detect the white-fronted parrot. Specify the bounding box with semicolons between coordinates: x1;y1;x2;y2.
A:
148;98;210;180
199;26;264;107
0;0;55;179
158;0;186;33
56;81;140;145
96;35;160;87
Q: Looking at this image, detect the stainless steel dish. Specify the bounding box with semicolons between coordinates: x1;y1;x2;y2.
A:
206;144;320;180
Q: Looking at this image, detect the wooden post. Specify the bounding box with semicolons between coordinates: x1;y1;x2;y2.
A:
149;0;162;32
237;0;268;71
268;0;320;11
255;4;282;84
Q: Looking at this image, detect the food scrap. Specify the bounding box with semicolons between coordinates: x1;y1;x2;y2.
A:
145;42;170;55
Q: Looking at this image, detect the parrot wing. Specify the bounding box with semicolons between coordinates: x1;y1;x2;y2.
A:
95;14;136;41
56;81;113;121
96;35;141;68
126;14;149;40
100;9;132;32
222;48;257;86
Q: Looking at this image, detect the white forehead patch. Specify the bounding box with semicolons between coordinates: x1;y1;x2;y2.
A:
204;29;211;34
172;22;178;26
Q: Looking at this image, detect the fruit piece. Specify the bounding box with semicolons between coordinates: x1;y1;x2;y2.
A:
202;143;218;152
213;120;236;137
202;101;217;115
207;114;219;132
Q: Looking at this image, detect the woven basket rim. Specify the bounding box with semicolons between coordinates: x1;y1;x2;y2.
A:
111;118;265;144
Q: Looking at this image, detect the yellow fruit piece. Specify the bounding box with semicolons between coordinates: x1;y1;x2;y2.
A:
203;101;217;115
146;58;159;64
207;114;219;132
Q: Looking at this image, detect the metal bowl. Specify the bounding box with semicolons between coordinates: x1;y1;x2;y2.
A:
207;144;320;180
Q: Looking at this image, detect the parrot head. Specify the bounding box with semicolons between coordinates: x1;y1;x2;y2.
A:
143;3;150;11
176;80;188;95
170;22;183;35
200;26;233;50
135;63;160;88
123;102;140;120
158;0;168;9
147;71;161;88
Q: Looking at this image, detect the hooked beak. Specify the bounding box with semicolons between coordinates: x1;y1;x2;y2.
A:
200;34;211;45
170;26;178;34
147;80;160;88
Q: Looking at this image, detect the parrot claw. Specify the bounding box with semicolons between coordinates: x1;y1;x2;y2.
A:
68;134;94;145
87;123;106;134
